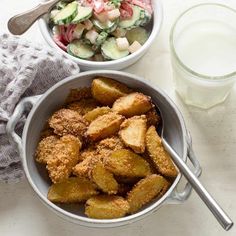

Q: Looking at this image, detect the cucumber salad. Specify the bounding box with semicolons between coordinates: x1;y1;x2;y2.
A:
49;0;153;61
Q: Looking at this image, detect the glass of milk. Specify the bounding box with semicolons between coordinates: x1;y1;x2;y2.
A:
170;3;236;109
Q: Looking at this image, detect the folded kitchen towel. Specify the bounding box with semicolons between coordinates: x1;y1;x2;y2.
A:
0;33;80;183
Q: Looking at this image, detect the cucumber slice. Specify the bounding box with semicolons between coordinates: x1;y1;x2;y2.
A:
96;31;108;46
93;19;118;33
118;5;142;29
137;10;152;26
53;1;78;25
126;27;149;45
101;37;129;60
67;40;94;59
71;6;93;24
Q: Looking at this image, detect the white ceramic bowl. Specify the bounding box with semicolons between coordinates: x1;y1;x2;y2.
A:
38;0;163;71
7;71;201;227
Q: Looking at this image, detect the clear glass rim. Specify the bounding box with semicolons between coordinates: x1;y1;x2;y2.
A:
170;3;236;82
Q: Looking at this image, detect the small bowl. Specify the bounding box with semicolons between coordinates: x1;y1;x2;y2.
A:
38;0;163;71
7;70;201;227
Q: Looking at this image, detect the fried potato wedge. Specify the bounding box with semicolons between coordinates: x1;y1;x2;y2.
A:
85;195;129;219
67;98;99;116
83;106;111;122
48;177;98;203
73;155;102;178
91;77;131;105
35;135;59;164
47;135;82;183
48;109;88;138
66;87;92;104
90;162;118;194
112;92;153;117
146;108;161;127
95;136;125;157
104;149;151;177
145;126;178;177
127;174;169;213
86;112;124;141
119;115;147;153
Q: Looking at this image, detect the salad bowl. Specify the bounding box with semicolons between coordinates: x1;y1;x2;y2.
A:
38;0;163;70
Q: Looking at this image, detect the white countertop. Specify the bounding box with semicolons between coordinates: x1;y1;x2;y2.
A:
1;0;236;235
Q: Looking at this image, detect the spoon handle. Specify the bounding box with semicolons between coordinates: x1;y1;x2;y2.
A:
162;139;233;231
8;0;59;35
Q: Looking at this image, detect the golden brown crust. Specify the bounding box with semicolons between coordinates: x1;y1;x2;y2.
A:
48;109;88;138
91;77;131;105
67;98;99;116
119;115;147;153
35;135;59;164
86;112;124;141
85;195;129;219
127;174;169;213
47;177;98;203
46;135;82;183
104;149;151;178
83;106;111;122
112;92;153;117
146;108;161;127
90;162;118;194
66;87;92;104
145;126;178;177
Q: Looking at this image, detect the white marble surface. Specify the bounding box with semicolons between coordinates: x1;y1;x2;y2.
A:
1;0;236;235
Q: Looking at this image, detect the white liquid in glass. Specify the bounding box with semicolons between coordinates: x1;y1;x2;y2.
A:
175;20;236;77
172;19;236;108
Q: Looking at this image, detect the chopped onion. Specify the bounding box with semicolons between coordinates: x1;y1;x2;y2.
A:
116;37;129;51
129;41;142;53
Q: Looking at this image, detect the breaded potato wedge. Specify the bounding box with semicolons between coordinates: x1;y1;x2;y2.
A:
104;149;151;177
146;108;161;127
119;115;147;153
95;136;125;157
66;87;92;104
67;98;99;116
48;177;98;203
85;195;129;219
73;155;102;178
83;106;111;122
86;112;124;141
90;162;118;194
47;135;82;183
127;174;169;213
35;135;59;164
48;109;88;138
146;126;178;177
112;92;153;117
91;77;131;105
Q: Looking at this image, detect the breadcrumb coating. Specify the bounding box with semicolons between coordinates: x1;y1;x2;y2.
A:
49;108;88;138
145;126;178;177
127;174;169;213
35;135;59;164
67;98;99;116
46;135;82;183
85;195;130;219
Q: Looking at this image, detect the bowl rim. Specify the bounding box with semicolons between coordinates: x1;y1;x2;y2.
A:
38;0;163;68
21;70;188;227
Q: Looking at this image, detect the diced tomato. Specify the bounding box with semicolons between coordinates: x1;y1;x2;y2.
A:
120;2;133;19
129;0;153;14
53;35;67;51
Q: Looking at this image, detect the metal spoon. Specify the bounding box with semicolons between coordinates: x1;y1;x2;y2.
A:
8;0;60;35
160;118;233;230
